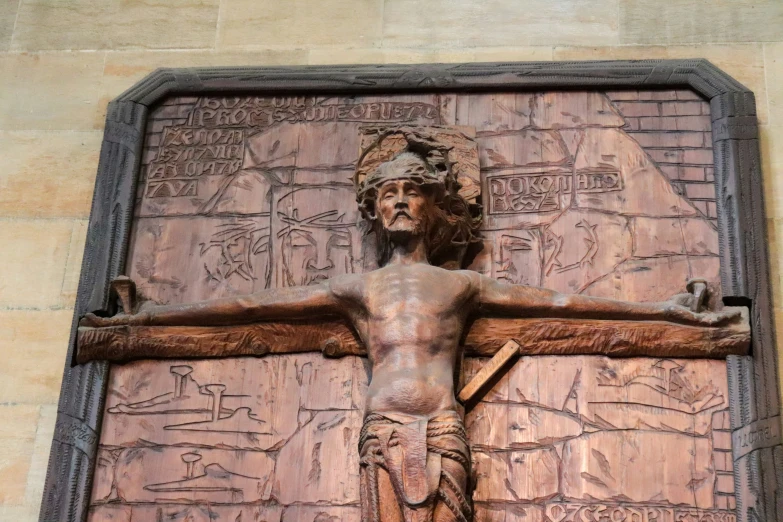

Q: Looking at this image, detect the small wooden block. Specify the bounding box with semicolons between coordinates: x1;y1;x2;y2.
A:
458;339;520;404
110;276;137;315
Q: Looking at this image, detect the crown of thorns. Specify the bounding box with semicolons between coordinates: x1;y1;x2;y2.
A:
354;129;460;218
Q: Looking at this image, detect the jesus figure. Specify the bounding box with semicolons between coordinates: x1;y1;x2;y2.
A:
84;147;736;522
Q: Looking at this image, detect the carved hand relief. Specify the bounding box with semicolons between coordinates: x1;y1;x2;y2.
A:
84;90;741;522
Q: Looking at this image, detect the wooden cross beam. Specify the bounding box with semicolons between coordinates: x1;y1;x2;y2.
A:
77;307;750;365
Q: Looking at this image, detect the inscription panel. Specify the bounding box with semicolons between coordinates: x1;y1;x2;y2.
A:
145;127;244;201
487;170;622;214
731;416;782;460
53;413;99;456
190;96;439;128
544;503;736;522
89;90;732;521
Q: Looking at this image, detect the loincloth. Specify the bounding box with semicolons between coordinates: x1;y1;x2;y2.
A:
359;410;471;522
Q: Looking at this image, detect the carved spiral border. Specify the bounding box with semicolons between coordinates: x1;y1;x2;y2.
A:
40;60;777;522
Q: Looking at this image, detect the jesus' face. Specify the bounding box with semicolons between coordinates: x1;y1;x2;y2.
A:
376;179;431;237
276;186;358;287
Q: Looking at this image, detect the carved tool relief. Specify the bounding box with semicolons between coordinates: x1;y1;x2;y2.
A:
143;452;262;504
107;364;271;437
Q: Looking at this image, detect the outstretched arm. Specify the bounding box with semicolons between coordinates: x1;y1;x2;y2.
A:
474;273;739;326
81;279;344;328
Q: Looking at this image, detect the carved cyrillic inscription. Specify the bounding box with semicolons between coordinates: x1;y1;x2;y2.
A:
488;170;622;215
489;171;571;214
145;127;244;199
544;503;736;522
189;97;439;128
54;413;98;456
731;415;781;460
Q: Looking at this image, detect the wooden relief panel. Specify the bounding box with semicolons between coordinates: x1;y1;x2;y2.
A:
88;91;734;522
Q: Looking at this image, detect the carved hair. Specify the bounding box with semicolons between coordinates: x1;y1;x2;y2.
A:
357;150;482;268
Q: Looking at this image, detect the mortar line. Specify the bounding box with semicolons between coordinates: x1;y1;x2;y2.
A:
214;0;224;52
762;43;772;127
58;220;78;301
9;0;24;50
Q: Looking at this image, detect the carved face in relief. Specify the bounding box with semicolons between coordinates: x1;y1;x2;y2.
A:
496;231;541;286
276;187;359;287
376;179;431;238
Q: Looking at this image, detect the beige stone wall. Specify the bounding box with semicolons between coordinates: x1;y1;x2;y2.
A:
0;1;781;520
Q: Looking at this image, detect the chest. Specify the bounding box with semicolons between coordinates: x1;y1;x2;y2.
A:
364;267;472;318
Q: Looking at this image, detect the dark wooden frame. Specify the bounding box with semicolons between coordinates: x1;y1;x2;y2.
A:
39;60;778;522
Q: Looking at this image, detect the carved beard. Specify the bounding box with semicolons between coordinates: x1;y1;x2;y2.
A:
374;210;431;265
385;210;427;240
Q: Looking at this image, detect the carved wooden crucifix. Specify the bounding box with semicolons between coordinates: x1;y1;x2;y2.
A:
78;127;749;522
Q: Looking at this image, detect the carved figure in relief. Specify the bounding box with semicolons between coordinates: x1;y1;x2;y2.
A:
82;130;739;522
199;219;271;285
276;186;359;287
496;231;539;285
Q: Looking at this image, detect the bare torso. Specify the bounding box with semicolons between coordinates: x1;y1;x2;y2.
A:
334;263;477;416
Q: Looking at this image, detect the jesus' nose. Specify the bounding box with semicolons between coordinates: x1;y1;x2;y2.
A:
308;241;334;270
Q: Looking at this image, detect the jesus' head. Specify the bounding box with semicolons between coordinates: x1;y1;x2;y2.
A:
357;151;481;268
